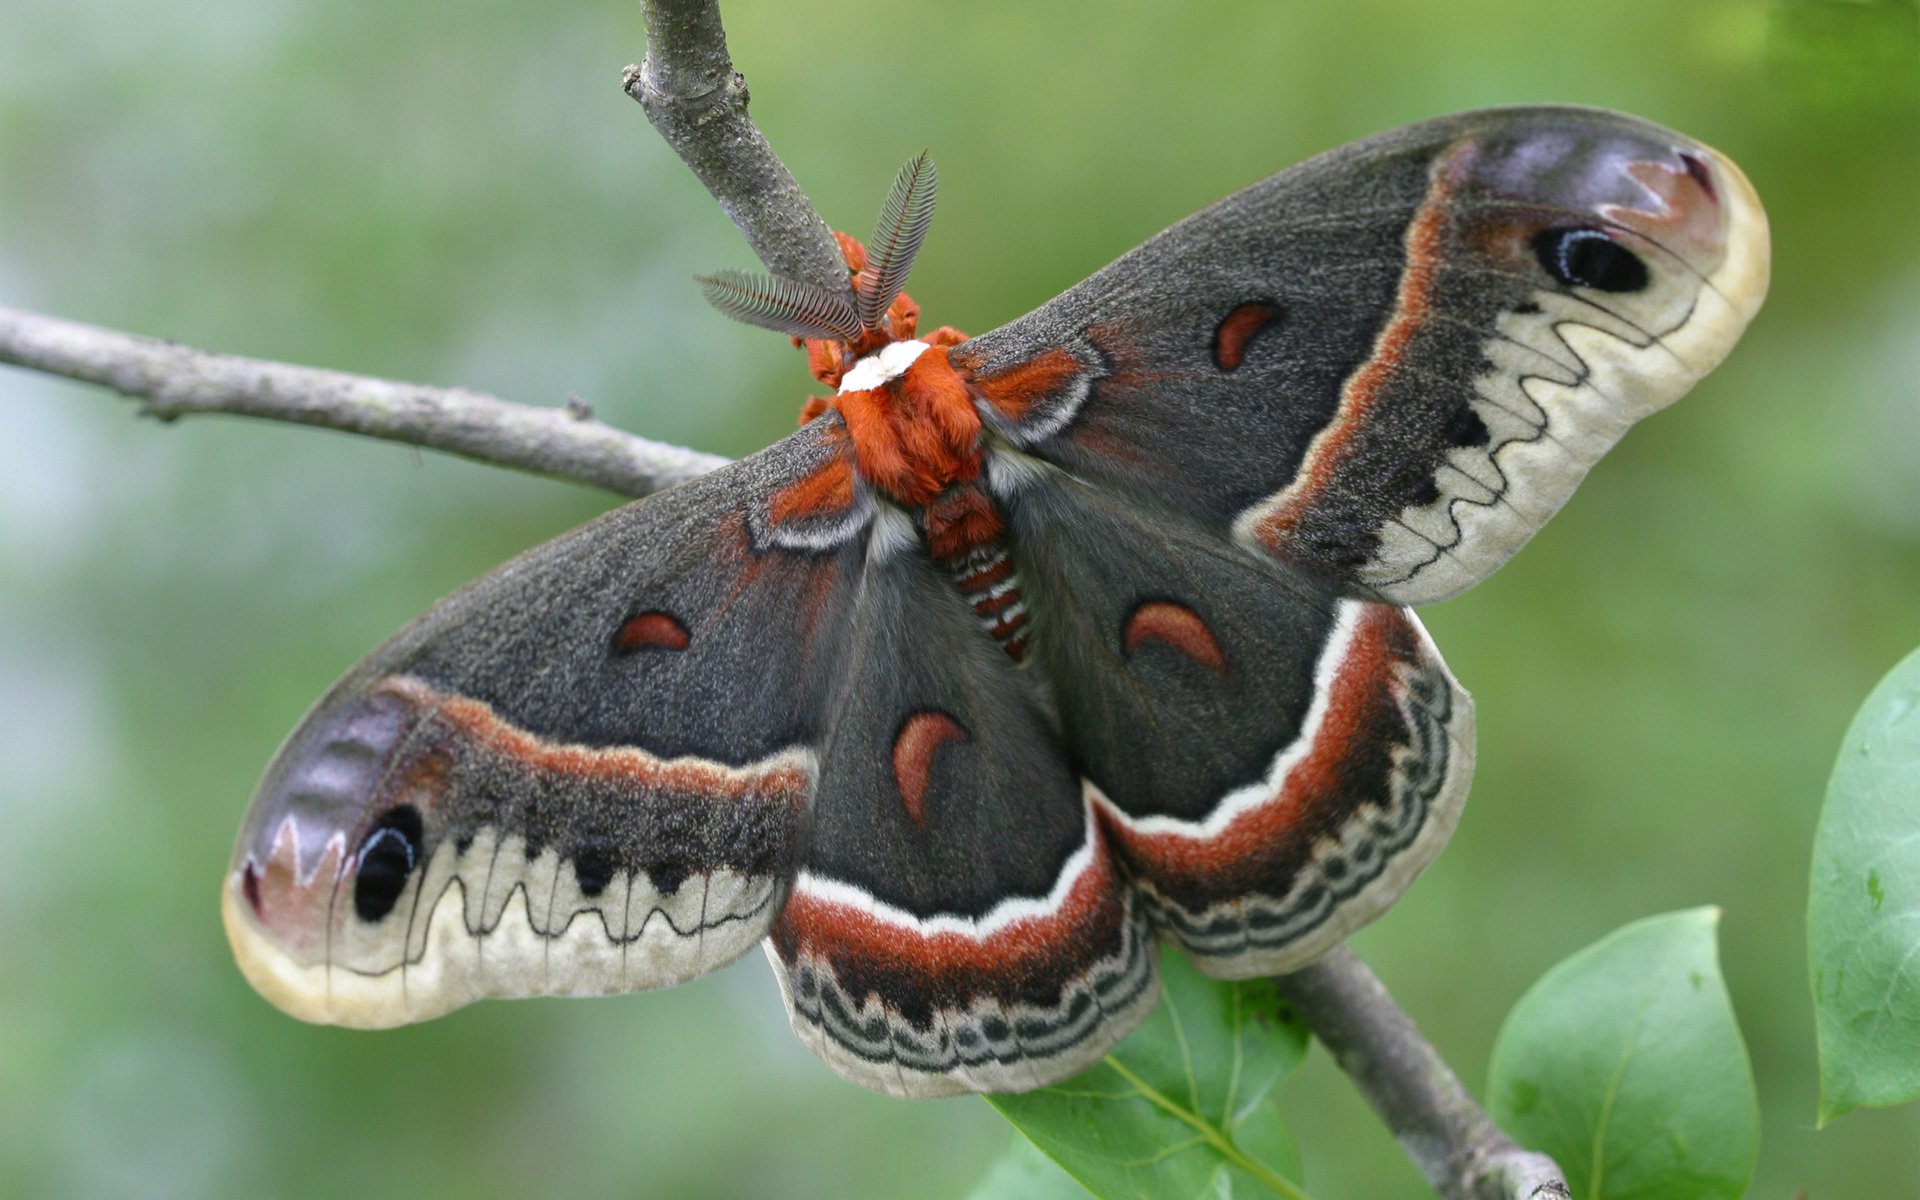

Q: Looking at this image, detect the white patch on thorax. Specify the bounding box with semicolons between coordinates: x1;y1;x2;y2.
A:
838;339;930;394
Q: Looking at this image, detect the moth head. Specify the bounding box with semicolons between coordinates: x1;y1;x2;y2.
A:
695;152;941;383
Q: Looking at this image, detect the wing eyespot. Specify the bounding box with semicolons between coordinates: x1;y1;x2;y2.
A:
1532;227;1650;293
352;804;423;923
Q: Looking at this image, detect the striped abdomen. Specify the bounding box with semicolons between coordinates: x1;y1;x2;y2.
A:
943;542;1031;661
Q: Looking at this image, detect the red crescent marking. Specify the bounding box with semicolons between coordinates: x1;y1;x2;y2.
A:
1101;606;1416;888
614;611;690;653
891;711;970;825
771;821;1128;987
380;677;811;806
956;345;1084;423
1253;144;1469;554
768;455;856;526
1212;302;1284;372
1123;601;1227;675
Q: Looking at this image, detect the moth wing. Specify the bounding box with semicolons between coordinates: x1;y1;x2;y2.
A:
998;457;1474;976
769;522;1157;1097
953;105;1768;604
224;416;875;1027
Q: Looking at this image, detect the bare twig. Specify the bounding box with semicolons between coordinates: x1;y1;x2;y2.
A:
0;305;725;499
1274;948;1571;1200
624;0;850;300
0;5;1570;1198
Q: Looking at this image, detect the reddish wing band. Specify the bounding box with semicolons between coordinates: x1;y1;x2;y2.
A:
997;460;1473;977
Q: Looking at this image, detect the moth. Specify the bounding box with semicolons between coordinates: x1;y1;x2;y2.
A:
224;106;1768;1097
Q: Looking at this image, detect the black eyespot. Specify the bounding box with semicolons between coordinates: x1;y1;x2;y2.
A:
353;805;423;923
1532;228;1649;293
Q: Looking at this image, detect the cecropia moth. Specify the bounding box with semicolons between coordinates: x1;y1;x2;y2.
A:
223;106;1768;1097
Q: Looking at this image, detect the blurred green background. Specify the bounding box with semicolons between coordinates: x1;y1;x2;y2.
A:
2;1;1915;1196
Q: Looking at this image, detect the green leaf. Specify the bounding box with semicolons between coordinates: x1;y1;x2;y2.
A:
966;1136;1095;1200
1810;645;1920;1121
1487;908;1758;1200
1220;1100;1303;1195
987;949;1311;1200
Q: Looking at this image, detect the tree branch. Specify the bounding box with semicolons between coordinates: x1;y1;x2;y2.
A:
1274;948;1570;1200
0;4;1569;1198
0;305;725;499
624;0;851;300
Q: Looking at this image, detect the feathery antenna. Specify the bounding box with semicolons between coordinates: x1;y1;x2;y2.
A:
855;152;938;332
696;270;863;342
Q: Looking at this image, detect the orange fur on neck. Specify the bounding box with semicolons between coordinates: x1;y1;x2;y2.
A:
833;345;981;508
